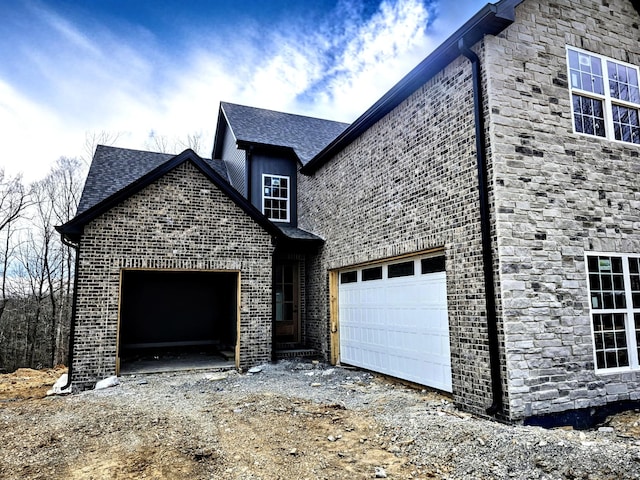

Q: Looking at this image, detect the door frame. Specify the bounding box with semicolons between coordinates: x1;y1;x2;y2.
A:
115;267;241;374
273;260;301;344
329;270;340;365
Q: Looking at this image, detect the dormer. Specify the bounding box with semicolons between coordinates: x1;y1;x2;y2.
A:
212;102;349;227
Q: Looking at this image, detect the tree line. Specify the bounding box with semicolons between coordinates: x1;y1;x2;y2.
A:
0;131;209;373
0;158;84;373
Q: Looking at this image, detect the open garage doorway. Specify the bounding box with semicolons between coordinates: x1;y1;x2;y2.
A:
118;269;239;374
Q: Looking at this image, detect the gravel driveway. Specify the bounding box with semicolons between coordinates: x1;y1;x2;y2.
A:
1;360;639;479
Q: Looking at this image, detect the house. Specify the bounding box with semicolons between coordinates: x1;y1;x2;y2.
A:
58;108;345;380
58;0;640;425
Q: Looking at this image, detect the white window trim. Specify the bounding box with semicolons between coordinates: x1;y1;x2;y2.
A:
566;46;640;145
586;252;640;374
261;173;290;223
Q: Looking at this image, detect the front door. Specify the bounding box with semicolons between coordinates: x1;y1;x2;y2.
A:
274;261;300;343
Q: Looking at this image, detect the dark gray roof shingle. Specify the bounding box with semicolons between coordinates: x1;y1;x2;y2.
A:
276;225;324;242
77;145;229;215
220;102;349;165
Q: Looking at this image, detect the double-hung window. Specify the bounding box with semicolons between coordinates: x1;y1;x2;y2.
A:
262;174;289;222
567;47;640;144
586;254;640;372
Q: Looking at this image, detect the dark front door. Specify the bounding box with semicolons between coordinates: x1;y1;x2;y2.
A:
274;261;300;343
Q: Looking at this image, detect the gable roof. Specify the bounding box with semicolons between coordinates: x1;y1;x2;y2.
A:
301;0;523;174
58;148;293;243
214;102;349;165
76;145;229;215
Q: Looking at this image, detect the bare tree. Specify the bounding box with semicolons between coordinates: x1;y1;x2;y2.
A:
17;225;49;368
145;130;173;154
176;132;204;154
45;157;84;365
0;171;28;321
145;130;210;157
0;158;84;371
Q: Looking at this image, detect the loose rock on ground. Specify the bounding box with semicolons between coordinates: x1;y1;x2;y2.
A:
1;360;639;479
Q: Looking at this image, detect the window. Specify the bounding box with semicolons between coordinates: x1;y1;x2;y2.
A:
388;261;415;278
421;256;445;274
586;254;640;372
567;47;640;144
340;271;357;284
362;266;382;281
262;174;289;222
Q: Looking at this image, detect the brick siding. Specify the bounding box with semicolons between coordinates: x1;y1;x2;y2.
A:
487;0;640;419
72;161;274;388
298;50;503;418
299;0;640;421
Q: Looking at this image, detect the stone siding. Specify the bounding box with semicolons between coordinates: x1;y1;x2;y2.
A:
298;51;505;417
487;0;640;419
73;162;274;387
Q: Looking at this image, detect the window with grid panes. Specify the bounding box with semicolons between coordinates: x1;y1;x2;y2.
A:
567;47;640;144
587;254;640;372
262;174;289;222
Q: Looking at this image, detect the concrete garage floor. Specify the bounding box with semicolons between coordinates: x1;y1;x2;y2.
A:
119;351;235;375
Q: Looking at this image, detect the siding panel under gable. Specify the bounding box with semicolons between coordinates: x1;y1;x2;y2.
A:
221;126;247;196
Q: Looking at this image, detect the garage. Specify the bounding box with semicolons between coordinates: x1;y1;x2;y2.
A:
337;255;452;392
118;270;238;371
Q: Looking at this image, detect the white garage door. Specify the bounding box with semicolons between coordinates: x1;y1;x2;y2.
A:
338;255;452;392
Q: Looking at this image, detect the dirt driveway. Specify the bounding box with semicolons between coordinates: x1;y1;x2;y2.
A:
1;361;640;479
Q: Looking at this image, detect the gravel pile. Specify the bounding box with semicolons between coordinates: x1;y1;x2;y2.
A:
108;359;640;479
3;359;640;479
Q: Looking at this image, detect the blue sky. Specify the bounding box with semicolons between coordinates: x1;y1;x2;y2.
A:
0;0;490;182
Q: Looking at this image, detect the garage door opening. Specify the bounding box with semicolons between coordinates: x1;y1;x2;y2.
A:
118;269;238;374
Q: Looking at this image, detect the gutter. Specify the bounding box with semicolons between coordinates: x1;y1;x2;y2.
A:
457;38;503;417
60;235;80;392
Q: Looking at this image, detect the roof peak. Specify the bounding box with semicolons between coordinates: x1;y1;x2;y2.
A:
217;101;350;165
220;101;349;126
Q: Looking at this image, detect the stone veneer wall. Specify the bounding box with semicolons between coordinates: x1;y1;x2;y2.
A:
487;0;640;419
298;49;507;418
73;162;274;387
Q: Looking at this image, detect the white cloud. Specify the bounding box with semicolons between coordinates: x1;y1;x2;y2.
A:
0;80;83;181
217;0;437;121
0;0;489;182
312;0;435;119
31;2;102;57
241;41;323;111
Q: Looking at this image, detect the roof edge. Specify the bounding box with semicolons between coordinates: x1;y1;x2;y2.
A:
301;0;522;174
236;140;303;164
212;102;236;160
56;149;284;242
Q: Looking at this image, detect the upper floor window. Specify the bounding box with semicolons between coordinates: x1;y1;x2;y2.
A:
262;174;289;222
586;253;640;372
567;47;640;144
